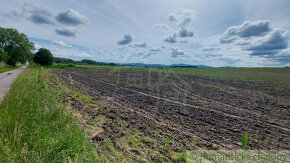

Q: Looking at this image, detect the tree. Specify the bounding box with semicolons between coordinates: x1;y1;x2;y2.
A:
0;52;8;62
0;27;35;66
54;57;75;64
33;48;54;66
81;59;97;65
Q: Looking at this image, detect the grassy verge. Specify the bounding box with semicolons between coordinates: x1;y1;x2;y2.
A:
0;66;102;162
0;65;20;73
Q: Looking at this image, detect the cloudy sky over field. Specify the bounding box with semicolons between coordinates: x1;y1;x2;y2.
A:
1;0;290;66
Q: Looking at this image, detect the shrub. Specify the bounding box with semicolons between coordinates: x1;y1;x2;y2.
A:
33;48;54;66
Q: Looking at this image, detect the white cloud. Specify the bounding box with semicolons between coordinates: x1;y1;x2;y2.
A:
56;9;89;26
179;28;194;37
167;9;196;28
179;38;188;43
33;43;42;52
7;3;55;25
161;9;196;44
6;3;88;37
220;20;289;60
51;47;93;59
167;13;178;22
118;33;133;45
245;29;288;55
154;23;170;30
53;40;72;47
171;48;185;57
3;1;290;67
177;9;196;28
201;47;220;51
135;51;145;56
149;48;160;52
133;42;147;47
163;33;177;43
163;31;193;43
179;17;191;27
34;43;42;49
55;28;76;37
221;20;271;43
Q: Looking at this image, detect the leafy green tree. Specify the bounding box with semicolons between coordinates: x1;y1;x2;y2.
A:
33;48;54;66
0;27;35;66
81;59;97;65
0;52;9;62
54;57;75;64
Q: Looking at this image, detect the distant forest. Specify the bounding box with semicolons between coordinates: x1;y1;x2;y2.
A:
54;57;116;66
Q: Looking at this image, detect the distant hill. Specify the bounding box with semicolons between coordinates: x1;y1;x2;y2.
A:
168;63;211;68
118;63;211;68
53;57;211;68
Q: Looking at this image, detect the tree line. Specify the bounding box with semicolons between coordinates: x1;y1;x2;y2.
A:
54;57;115;66
1;27;114;66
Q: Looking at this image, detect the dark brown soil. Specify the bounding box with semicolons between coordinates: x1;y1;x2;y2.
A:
51;68;290;152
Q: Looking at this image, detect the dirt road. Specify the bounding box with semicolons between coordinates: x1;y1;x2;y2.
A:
0;66;26;103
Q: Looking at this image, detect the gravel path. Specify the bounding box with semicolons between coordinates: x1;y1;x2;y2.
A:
0;66;27;103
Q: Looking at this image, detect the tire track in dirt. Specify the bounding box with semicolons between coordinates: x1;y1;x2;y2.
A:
172;84;279;123
52;69;289;149
56;72;230;149
68;72;290;133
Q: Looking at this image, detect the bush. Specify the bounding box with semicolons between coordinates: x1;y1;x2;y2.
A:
33;48;54;66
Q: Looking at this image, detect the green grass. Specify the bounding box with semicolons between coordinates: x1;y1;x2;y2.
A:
0;66;103;162
164;67;290;95
45;72;98;108
0;65;19;73
168;67;290;81
48;64;290;87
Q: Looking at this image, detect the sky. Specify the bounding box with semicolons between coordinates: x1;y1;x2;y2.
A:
1;0;290;67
